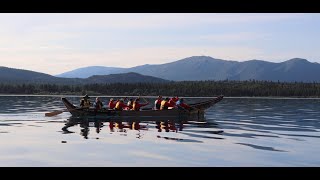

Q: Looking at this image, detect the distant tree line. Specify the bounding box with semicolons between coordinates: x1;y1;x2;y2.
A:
1;80;320;97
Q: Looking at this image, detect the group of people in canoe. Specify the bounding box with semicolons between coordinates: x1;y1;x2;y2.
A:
79;94;191;111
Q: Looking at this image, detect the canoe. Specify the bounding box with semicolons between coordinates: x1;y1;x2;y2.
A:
188;95;224;110
61;95;223;120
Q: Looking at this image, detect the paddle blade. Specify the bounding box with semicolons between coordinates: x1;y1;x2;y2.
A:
45;110;63;117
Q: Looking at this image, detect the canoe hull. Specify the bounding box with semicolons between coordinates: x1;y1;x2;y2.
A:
61;95;223;120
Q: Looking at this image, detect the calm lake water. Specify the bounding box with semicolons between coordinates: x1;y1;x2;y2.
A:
0;95;319;166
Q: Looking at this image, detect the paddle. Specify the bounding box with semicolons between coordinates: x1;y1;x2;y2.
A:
136;95;150;110
139;95;150;108
141;96;149;104
45;110;65;117
45;107;85;117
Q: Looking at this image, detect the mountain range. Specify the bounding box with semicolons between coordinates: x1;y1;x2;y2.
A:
0;66;168;85
1;56;320;84
56;56;320;82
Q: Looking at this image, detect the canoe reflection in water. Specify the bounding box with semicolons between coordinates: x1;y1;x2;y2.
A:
155;121;184;132
108;121;148;132
61;117;187;139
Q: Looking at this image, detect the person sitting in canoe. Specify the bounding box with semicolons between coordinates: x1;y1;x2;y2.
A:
94;97;103;110
115;98;129;111
154;95;162;110
108;98;117;109
132;98;149;111
127;98;134;110
80;94;91;108
176;98;191;110
169;96;179;106
160;97;175;110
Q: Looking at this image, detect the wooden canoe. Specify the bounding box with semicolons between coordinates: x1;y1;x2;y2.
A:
61;95;223;120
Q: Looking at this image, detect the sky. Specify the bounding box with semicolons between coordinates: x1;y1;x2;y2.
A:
0;13;320;75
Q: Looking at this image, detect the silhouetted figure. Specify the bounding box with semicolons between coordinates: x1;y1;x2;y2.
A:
94;97;103;110
80;94;91;108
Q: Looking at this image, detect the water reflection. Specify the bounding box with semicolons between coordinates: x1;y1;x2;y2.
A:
59;114;231;145
61;117;190;139
109;121;148;131
80;121;89;139
235;143;287;152
155;121;183;132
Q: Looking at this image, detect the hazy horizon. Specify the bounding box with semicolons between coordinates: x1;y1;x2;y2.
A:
0;13;319;75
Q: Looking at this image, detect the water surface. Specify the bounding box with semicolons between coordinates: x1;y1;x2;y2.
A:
0;96;319;166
